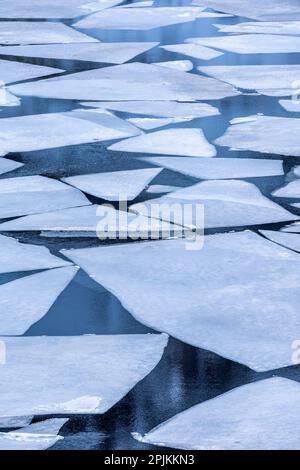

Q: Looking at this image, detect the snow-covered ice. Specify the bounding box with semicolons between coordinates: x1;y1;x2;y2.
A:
260;230;300;252
0;86;20;107
215;21;300;36
160;43;223;60
127;117;192;130
153;60;193;72
272;180;300;198
0;59;63;85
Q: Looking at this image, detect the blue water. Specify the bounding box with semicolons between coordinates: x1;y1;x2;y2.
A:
0;0;300;450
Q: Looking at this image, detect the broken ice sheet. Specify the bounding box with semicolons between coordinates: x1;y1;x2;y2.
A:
198;65;300;96
0;334;168;417
160;44;223;61
187;34;300;54
279;100;300;112
0;42;158;64
108;128;216;158
137;156;283;179
0;175;90;219
215;21;300;36
0;109;141;157
134;378;300;450
272;180;300;198
260;230;300;253
215;115;300;157
0;234;70;274
9;63;238;101
0;158;23;176
127;117;193;131
63;168;162;202
80;100;219;119
0;22;97;45
0;416;32;429
130;180;296;229
0;59;63;85
153;60;193;72
0;267;77;335
63;232;300;372
0;418;68;450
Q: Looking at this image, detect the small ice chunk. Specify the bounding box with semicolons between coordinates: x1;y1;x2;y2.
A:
121;1;154;6
272;180;300;198
62;232;300;371
0;234;71;274
0;85;20;107
0;59;63;85
0;267;77;335
146;185;180;194
160;43;223;60
134;378;300;449
0;334;168;416
153;60;193;72
260;230;300;252
215;115;300;157
108;129;216;158
215;21;300;36
0;158;23;176
137;156;284;179
63;168;162;201
281;221;300;233
279;100;300;112
127;117;193;130
0;175;90;219
0;417;33;429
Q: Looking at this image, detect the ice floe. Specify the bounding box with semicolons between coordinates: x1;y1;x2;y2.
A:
160;44;223;61
0;176;90;219
0;234;70;274
272;180;300;198
130;180;296;229
0;418;68;450
0;22;97;45
134;378;300;449
108;129;216;158
0;334;168;416
0;42;158;64
9;63;238;101
0;59;63;85
215;115;300;157
260;230;300;253
63;232;300;371
215;21;300;36
0;158;23;176
127;117;192;130
63;168;162;201
0;109;141;156
0;417;33;429
153;60;193;72
0;267;77;335
281;221;300;233
146;185;180;194
279;100;300;112
137;156;283;179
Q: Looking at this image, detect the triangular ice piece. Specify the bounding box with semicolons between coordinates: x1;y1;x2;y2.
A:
0;158;23;176
260;230;300;252
160;43;223;60
0;59;63;85
272;180;300;198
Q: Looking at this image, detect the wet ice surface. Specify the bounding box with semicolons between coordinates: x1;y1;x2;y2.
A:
1;0;300;451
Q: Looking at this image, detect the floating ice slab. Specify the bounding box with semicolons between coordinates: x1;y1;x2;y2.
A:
63;232;300;371
281;221;300;233
279;100;300;112
135;378;300;449
191;0;300;21
0;110;141;157
0;234;70;274
0;267;77;335
63;168;162;201
0;0;124;19
215;115;300;157
138;156;283;179
0;86;20;107
0;175;90;219
0;59;63;85
121;1;154;6
127;117;192;130
198;65;300;96
0;334;168;417
187;34;300;54
0;22;97;45
160;44;223;60
146;185;180;194
131;180;296;229
9;63;238;101
0;417;32;429
0;158;23;176
154;60;193;72
109;129;216;158
272;180;300;198
260;230;300;253
0;42;158;64
0;418;68;450
215;21;300;36
80;100;220;119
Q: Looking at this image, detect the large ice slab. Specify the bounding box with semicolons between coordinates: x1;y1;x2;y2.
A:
0;234;70;274
138;156;283;179
0;59;63;85
192;0;300;21
63;168;162;201
198;65;300;96
260;230;300;253
134;378;300;449
0;158;23;176
9;63;238;101
154;60;193;72
0;267;77;335
127;117;192;130
160;44;223;61
109;129;216;158
0;418;68;450
215;21;300;36
0;175;90;219
0;0;124;19
0;42;158;64
0;22;97;45
0;109;141;157
187;34;300;54
131;180;295;229
80;100;219;119
272;180;300;198
215;115;300;157
0;334;168;417
63;232;300;371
